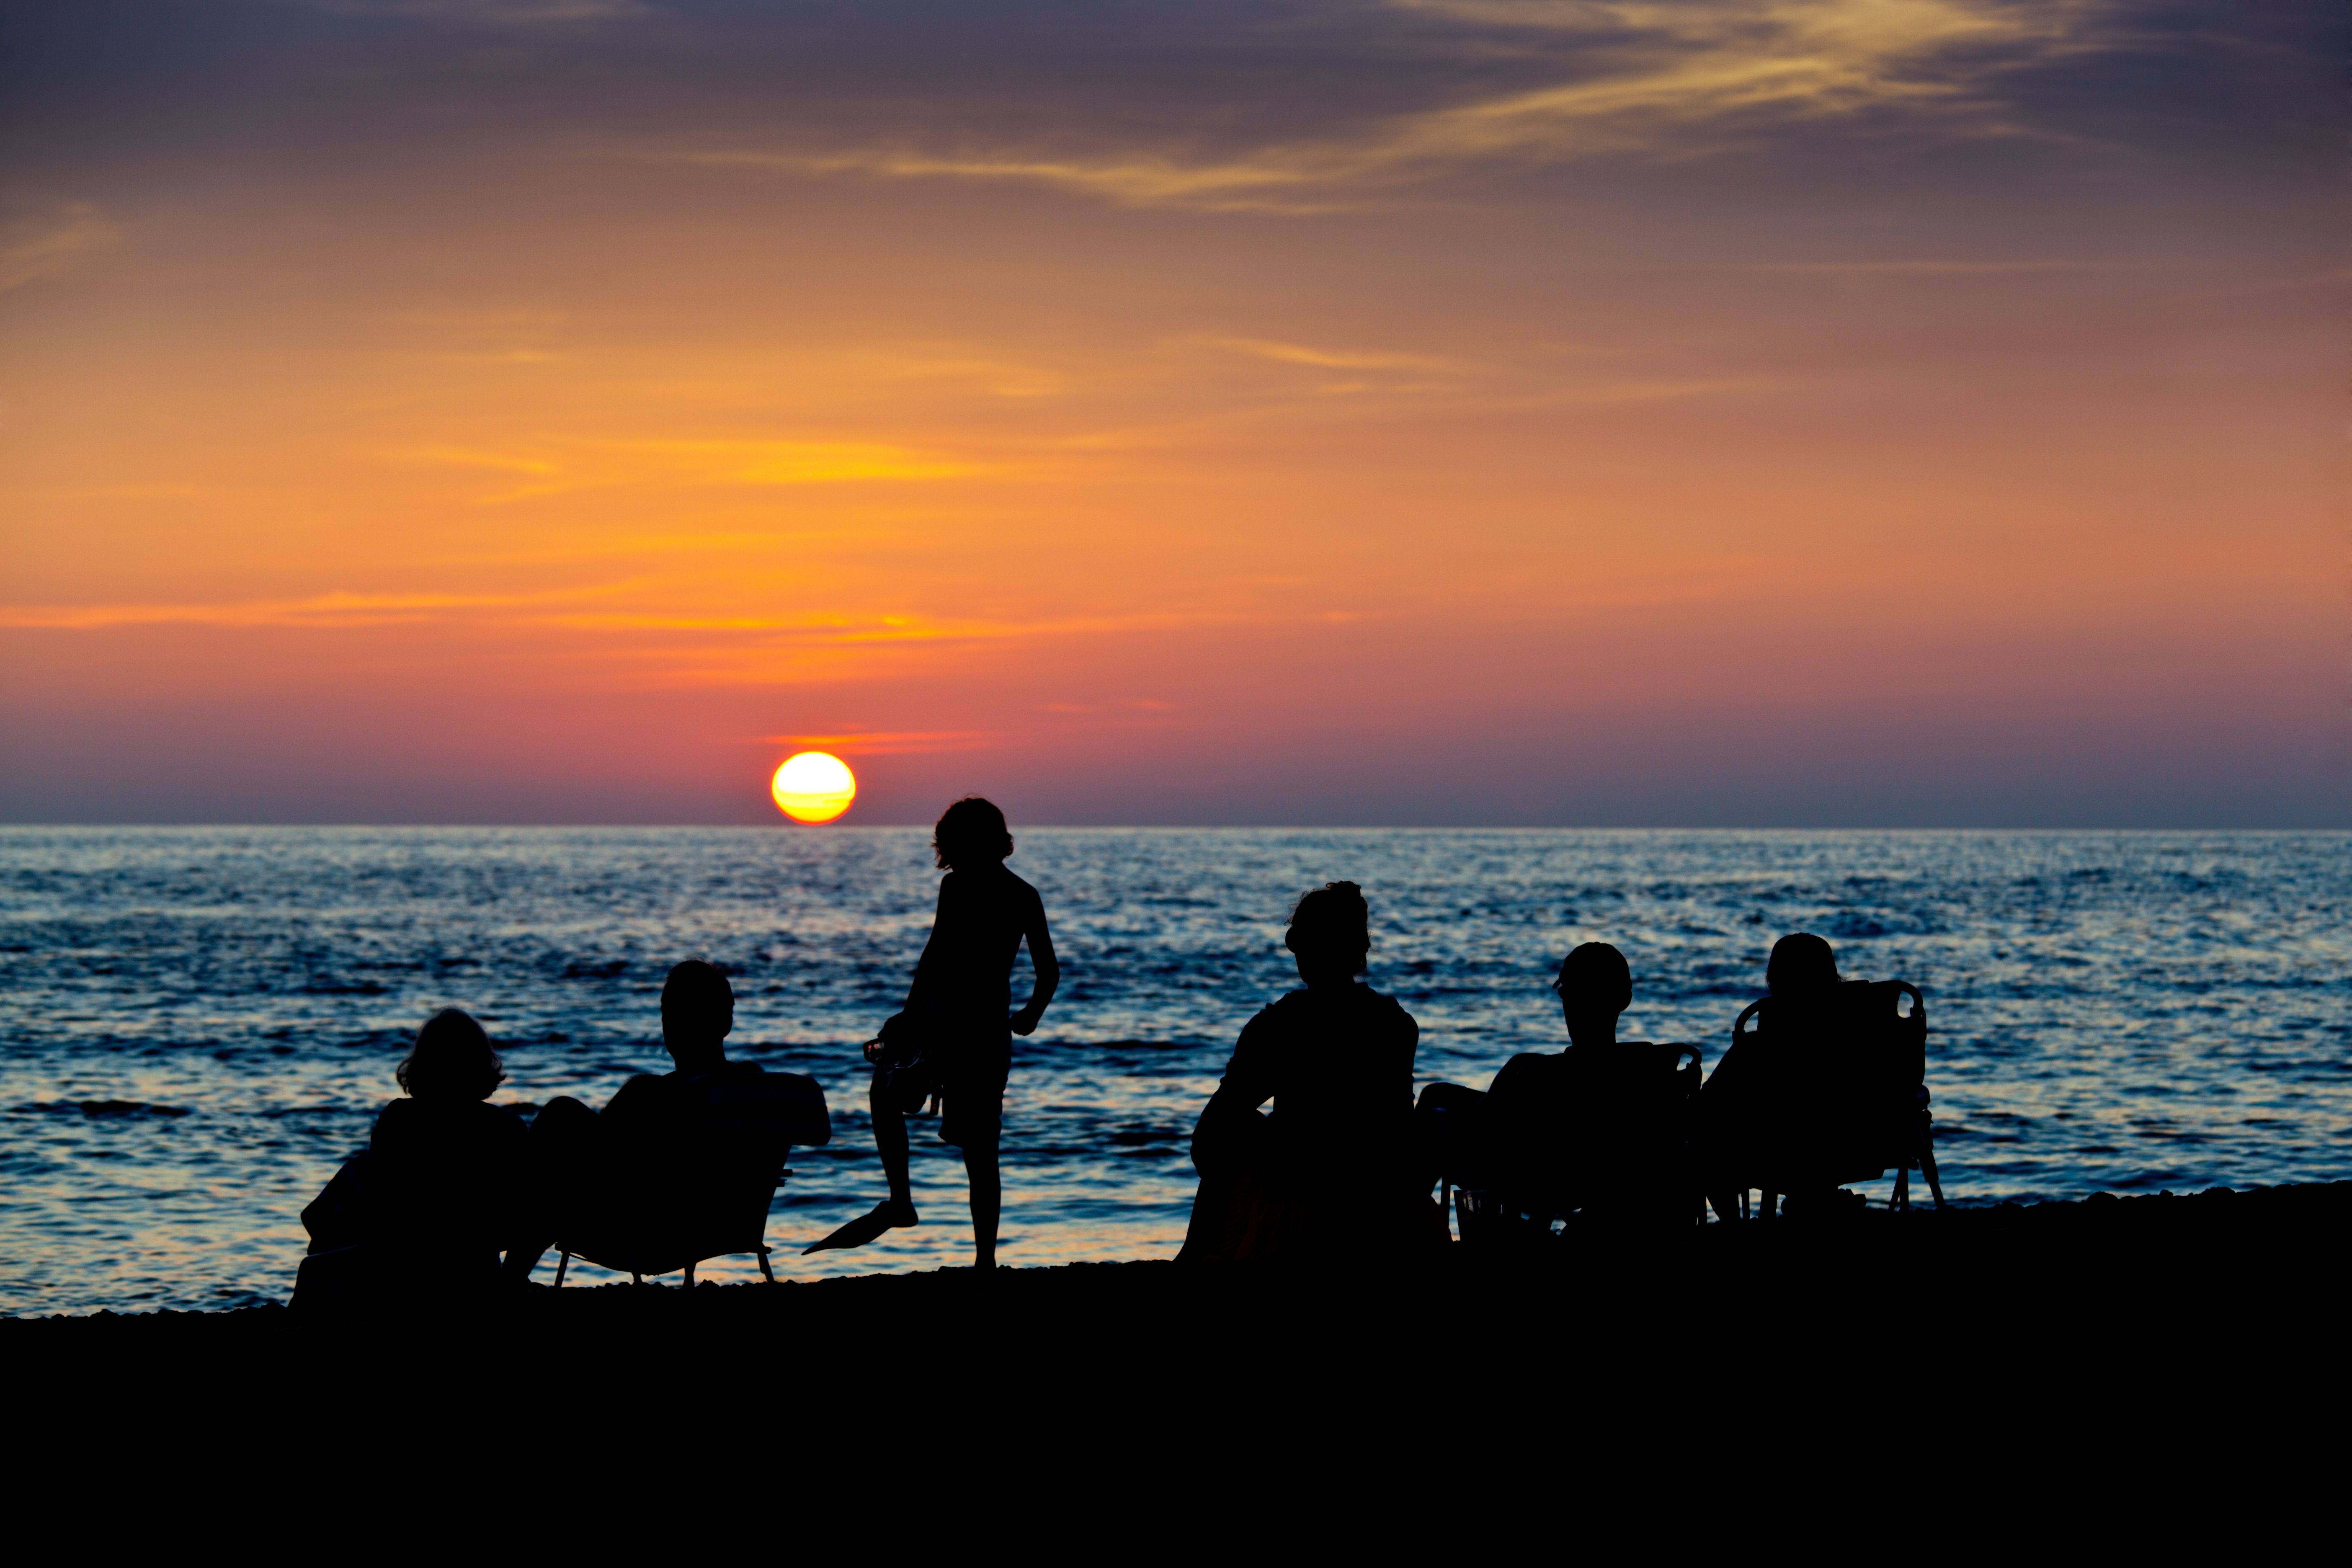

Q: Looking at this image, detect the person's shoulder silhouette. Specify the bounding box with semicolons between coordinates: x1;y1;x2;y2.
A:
366;1008;526;1271
1493;941;1635;1095
370;1008;524;1159
1180;880;1439;1262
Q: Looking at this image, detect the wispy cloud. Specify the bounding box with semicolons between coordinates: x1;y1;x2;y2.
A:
0;590;560;630
0;593;1249;695
763;730;998;754
1744;257;2130;275
672;0;2075;211
1199;336;1465;373
400;437;976;500
0;203;121;292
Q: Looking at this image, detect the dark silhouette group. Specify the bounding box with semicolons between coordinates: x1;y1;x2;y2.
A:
1175;886;1937;1266
297;797;1940;1305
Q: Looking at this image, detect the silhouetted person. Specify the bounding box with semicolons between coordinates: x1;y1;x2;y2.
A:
807;797;1059;1269
1702;932;1841;1221
1179;882;1444;1262
299;1008;527;1302
1475;942;1692;1230
505;959;764;1281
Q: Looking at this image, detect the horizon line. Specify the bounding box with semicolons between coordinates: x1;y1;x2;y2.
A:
1;822;2344;834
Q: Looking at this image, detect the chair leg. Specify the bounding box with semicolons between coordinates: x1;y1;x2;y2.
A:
632;1271;642;1285
757;1248;777;1284
1739;1189;1750;1221
554;1251;569;1288
1894;1166;1910;1212
1919;1114;1947;1209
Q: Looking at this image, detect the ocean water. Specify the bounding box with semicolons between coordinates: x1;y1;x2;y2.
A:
1;827;2344;1315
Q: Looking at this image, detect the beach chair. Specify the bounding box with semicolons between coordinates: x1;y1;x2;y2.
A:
1720;981;1943;1217
1413;1081;1490;1236
552;1072;831;1287
1422;1044;1706;1243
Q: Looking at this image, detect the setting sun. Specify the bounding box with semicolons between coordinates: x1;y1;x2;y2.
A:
770;752;857;824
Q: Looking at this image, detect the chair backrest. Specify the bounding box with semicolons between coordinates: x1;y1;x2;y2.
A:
1413;1080;1491;1192
1730;980;1926;1186
1474;1044;1703;1226
699;1071;832;1150
675;1071;831;1249
1558;1042;1702;1215
567;1071;831;1274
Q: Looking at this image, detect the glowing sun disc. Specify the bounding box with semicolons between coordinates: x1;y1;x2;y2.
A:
771;751;856;824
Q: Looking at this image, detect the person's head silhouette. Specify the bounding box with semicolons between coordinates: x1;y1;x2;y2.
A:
934;797;1014;872
1285;881;1369;989
397;1008;504;1101
1766;933;1840;998
660;959;734;1073
1552;941;1631;1047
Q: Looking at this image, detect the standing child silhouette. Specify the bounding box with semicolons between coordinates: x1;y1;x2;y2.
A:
808;797;1059;1269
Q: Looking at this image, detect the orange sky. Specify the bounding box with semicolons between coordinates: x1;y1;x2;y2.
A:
2;0;2342;823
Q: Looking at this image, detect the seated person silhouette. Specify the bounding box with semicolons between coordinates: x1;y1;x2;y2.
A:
1178;881;1446;1264
505;958;765;1282
1478;941;1696;1234
807;796;1059;1269
298;1007;528;1302
1701;932;1841;1221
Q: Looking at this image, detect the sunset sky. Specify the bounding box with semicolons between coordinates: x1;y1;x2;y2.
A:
2;0;2341;825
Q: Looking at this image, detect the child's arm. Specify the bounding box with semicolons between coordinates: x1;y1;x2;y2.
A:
903;879;952;1010
1009;884;1060;1037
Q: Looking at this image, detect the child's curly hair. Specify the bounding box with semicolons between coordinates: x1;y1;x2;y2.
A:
397;1007;505;1101
933;796;1014;869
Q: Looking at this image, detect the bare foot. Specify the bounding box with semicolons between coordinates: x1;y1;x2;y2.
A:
801;1198;918;1254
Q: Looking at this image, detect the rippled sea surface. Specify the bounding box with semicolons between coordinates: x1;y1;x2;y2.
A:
2;828;2345;1314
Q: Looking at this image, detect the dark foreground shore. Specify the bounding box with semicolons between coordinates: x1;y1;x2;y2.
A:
8;1183;2346;1510
13;1182;2342;1362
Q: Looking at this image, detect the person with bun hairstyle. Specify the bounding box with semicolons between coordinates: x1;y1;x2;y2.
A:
299;1006;528;1301
807;796;1058;1269
1179;881;1443;1263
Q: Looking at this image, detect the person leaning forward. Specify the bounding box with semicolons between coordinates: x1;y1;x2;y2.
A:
1179;881;1447;1264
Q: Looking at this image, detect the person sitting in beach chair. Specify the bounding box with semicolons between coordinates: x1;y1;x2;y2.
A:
1488;943;1701;1234
506;959;829;1285
295;1007;529;1308
1701;933;1942;1220
1179;882;1446;1264
1425;943;1701;1244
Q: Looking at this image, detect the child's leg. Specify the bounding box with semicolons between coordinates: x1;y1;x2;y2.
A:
872;1080;914;1210
963;1133;1001;1269
801;1081;919;1253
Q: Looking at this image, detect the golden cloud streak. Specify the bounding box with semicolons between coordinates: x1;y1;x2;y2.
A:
1200;336;1465;373
673;0;2065;210
0;592;1246;672
399;438;976;500
763;730;998;754
0;590;558;630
